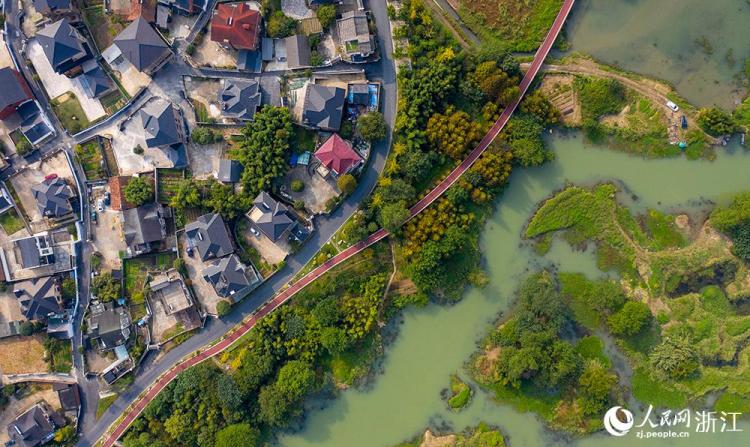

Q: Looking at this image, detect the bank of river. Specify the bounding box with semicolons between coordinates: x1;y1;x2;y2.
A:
566;0;750;109
278;133;750;447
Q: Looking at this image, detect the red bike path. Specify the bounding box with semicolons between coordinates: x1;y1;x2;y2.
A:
100;1;575;444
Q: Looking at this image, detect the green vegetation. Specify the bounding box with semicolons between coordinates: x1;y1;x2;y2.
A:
456;0;564;52
575;77;626;121
0;209;25;235
190;127;222;145
446;374;472;410
123;176;154;206
315;4;336;29
92;272;121;302
51;93;90;134
394;422;505;447
266;11;297;38
357;111;387;142
156;169;184;204
697;107;736;136
337;174;357;195
75;141;106;180
44;337;72;373
9;130;32;155
710;191;750;260
96;394;118;420
216;300;231;317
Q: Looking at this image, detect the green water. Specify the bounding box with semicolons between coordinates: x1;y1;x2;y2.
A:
566;0;750;109
279;134;750;447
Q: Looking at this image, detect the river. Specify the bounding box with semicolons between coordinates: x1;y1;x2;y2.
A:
278;134;750;447
565;0;750;109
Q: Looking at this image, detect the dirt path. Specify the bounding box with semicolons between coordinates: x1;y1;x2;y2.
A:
423;0;479;49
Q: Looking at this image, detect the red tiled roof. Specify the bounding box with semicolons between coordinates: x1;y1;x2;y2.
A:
210;3;261;50
314;134;363;176
109;176;134;211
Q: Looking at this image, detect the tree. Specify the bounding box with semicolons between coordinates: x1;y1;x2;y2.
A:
607;301;651;336
123;176;153;206
504;115;553;167
472;61;518;105
650;336;699;379
216;300;231;317
320;326;349;354
204;179;247;220
426;107;482;160
215;423;260;447
173;258;187;275
19;321;34;336
191;127;216;144
133;145;144;155
578;360;617;415
357;112;387;142
515;271;567;334
698;107;736;136
379;201;410;234
92;272;121;302
61;277;76;300
234;106;293;198
170;179;202;210
316;4;336;29
520;90;560;125
337;174;357;195
54;425;76;443
267;11;297;38
291;179;304;192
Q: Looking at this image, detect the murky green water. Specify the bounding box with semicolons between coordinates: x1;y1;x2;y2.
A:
279;134;750;447
566;0;750;109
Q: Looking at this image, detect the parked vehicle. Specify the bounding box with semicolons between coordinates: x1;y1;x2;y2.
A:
104;191;111;206
90;210;97;223
666;100;679;112
97;199;104;212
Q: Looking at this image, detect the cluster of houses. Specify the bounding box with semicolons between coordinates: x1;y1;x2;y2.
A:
5;382;80;447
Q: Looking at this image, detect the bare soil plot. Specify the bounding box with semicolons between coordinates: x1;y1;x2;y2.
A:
238;220;289;265
187;142;223;179
282;165;340;214
539;74;581;126
178;233;223;314
0;335;49;375
91;208;127;271
0;291;24;323
192;32;238;68
184;77;222;122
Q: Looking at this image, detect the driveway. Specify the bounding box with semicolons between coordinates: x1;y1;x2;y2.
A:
26;40;106;122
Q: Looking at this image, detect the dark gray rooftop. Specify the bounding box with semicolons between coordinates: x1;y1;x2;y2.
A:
87;302;131;349
14;275;62;322
123;203;166;248
139;101;182;148
31;176;74;218
33;0;71;14
185;213;234;261
202;254;258;299
284;34;311;69
7;401;66;447
113;17;170;72
217;159;243;183
15;234;54;269
80;60;115;99
0;67;31;113
303;84;345;131
53;383;81;412
247;191;297;242
36;18;90;73
220;79;261;121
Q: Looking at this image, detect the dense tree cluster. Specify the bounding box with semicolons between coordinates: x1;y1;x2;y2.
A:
123;176;153;206
426;107;482;160
697;107;736;137
92;272;121;302
711;192;750;260
357;112;387;142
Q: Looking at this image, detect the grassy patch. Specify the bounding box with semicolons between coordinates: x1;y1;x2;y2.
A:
643;209;687;250
631;368;687;408
456;0;563;52
51;93;90;133
157;169;184;204
96;394;118;419
123;253;175;298
45;338;72;373
190;99;212;123
574;336;610;368
292;125;316;154
447;374;472;410
0;209;25;235
75;140;106;181
329;337;374;386
9;130;32;155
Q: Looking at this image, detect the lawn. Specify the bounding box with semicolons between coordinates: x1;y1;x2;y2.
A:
292;125;316;154
0;209;25;235
9;130;32;155
157;169;184;204
456;0;563;51
45;338;72;373
96;394;118;419
75;139;107;181
51;92;90;134
123;253;176;298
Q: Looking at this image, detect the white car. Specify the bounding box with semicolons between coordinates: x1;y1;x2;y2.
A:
666;100;679;112
97;199;104;212
250;227;260;237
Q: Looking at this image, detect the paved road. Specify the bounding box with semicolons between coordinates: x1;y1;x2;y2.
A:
96;0;576;445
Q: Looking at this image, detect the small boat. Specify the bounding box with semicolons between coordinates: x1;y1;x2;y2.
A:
681;115;688;129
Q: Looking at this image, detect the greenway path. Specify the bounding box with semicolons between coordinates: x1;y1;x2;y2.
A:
98;0;576;445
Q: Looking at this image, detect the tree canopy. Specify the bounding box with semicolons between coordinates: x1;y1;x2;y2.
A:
357;112;387;142
123;176;153;206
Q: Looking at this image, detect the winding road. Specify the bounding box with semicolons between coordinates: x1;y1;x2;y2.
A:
96;0;576;445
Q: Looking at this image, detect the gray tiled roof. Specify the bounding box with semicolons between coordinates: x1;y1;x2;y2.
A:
113;17;170;72
31;176;74;218
303;84;345;131
202;254;258;299
15;234;54;269
14;275;62;322
80;60;115;99
248;191;297;242
87;302;131;349
284;34;311;69
337;10;372;55
139;101;182;148
33;0;71;14
36;18;89;73
53;383;80;412
123;203;165;248
185;213;234;261
219;79;261;121
217;159;243;183
7;401;66;447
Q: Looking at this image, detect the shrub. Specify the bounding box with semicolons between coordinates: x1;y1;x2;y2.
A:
576;77;626;120
186;43;196;55
697;107;736;136
291;179;304;192
650;337;699;380
19;321;34;336
133;145;144;155
337;174;357;195
608;301;651;336
123;176;153;205
216;300;232;317
267;11;296;38
316;4;336;29
357;112;387;142
191;127;215;144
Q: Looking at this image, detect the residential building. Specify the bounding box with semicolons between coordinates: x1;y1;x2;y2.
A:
14;275;62;322
33;0;72;17
31;176;75;219
217;159;243;183
202;254;259;300
12;233;55;270
185;213;234;261
7;401;66;447
284;34;311;69
347;83;369;106
36;18;92;76
149;269;194;315
87;302;131;350
159;0;205;15
219;79;261;121
210;2;261;51
247;191;298;242
53;383;81;417
111;0;157;23
46;313;74;339
0;68;33;120
336;10;374;61
0;185;13;213
302;84;345;131
111;17;171;75
108;176;135;211
314;133;363;177
137;101;187;167
79;60;116;99
123;203;168;255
